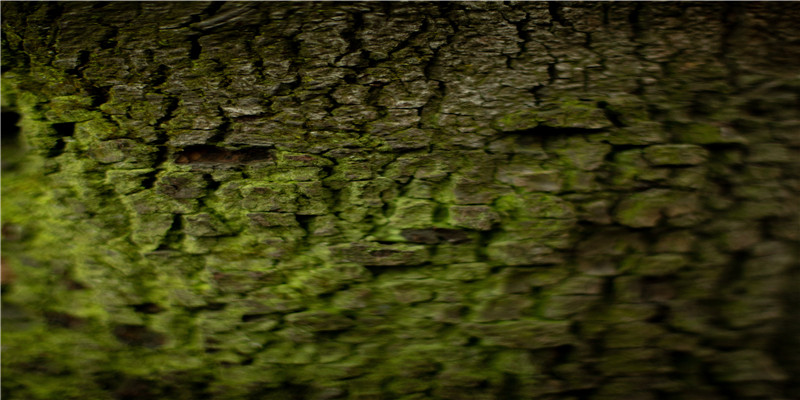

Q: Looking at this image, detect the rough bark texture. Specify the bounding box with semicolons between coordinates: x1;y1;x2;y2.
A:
2;2;799;399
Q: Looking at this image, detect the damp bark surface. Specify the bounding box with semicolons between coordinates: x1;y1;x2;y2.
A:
2;2;799;400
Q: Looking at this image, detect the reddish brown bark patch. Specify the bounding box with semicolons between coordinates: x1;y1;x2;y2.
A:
174;145;272;165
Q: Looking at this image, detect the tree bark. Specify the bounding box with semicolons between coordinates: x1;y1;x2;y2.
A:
2;2;799;399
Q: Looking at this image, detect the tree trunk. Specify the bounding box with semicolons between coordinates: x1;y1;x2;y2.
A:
2;2;799;399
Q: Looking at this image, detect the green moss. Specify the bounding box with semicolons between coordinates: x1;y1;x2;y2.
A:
540;295;600;319
388;198;437;228
492;109;542;131
643;144;709;166
674;123;747;144
465;320;573;349
622;253;688;276
2;3;795;398
614;189;704;228
45;95;98;122
486;238;563;266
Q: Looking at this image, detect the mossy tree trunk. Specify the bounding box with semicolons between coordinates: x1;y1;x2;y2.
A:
2;2;799;400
